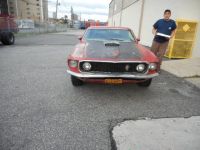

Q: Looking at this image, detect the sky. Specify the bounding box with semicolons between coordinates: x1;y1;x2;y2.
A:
48;0;111;22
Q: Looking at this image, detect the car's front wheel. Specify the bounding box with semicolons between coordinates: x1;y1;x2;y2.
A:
137;79;152;87
71;75;84;86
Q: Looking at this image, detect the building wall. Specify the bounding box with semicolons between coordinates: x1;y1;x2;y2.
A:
123;0;137;8
112;12;121;26
7;0;18;16
7;0;48;22
108;0;200;58
0;0;8;14
194;22;200;57
108;0;114;25
121;0;142;37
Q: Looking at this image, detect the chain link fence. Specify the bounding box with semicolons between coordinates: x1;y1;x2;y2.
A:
17;21;69;35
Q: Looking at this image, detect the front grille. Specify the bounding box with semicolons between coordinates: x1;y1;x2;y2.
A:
79;61;149;73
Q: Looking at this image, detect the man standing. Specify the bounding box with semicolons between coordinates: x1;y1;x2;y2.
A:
151;9;177;71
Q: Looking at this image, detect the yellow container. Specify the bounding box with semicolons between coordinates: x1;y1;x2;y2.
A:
165;19;198;58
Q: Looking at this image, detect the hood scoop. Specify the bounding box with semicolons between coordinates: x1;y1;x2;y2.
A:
104;41;120;47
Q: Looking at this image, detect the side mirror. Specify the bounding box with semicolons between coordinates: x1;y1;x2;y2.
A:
78;36;83;41
135;38;140;44
136;38;140;42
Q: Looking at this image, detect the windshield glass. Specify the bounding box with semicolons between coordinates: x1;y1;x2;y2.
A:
84;29;135;42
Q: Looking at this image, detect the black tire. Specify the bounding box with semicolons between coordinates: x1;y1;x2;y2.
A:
137;79;152;87
1;32;15;45
71;75;84;86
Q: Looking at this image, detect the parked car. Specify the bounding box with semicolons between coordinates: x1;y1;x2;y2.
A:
0;14;18;45
73;20;81;29
67;26;159;87
80;21;86;29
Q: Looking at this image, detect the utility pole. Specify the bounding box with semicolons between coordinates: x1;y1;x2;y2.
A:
55;0;58;19
119;0;124;26
71;6;74;27
15;0;18;18
80;12;81;21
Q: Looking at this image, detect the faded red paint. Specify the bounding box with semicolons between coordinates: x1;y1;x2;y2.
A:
67;27;159;84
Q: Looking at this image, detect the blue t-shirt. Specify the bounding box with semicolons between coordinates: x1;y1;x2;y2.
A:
153;19;177;43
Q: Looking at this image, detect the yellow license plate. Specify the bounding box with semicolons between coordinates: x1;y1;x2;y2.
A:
105;79;123;84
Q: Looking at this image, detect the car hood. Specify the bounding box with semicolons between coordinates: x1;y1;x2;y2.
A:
73;40;142;60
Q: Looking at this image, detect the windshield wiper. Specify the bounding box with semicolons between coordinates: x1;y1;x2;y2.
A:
109;38;124;41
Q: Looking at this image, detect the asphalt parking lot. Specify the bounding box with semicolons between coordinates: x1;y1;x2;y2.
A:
0;31;200;150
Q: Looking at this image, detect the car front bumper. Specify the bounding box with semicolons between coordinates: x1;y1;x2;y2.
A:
67;70;159;79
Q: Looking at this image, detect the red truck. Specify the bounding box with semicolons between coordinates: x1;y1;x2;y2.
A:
0;14;18;45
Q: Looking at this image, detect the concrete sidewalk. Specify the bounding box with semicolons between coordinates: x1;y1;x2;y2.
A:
162;57;200;88
162;57;200;78
112;117;200;150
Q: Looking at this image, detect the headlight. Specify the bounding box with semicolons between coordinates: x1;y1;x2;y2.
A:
69;60;78;68
136;64;145;72
82;62;92;71
149;63;157;70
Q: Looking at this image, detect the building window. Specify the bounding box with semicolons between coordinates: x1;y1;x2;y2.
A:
36;3;39;6
27;8;30;10
27;3;29;5
27;12;31;15
37;13;40;15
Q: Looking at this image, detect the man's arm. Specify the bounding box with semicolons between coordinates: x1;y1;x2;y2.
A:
170;29;176;39
152;20;159;36
152;27;157;36
170;21;177;39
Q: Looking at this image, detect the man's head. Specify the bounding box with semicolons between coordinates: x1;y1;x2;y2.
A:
163;9;171;20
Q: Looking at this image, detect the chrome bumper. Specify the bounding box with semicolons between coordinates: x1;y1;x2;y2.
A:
67;70;159;79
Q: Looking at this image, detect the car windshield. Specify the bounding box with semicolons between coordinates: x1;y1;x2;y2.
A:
84;29;135;42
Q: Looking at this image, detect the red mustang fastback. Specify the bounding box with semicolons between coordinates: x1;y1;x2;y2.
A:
67;26;159;87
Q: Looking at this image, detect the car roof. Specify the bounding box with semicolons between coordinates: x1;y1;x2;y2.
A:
88;26;131;30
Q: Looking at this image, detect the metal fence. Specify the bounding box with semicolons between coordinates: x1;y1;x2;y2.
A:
18;22;69;34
